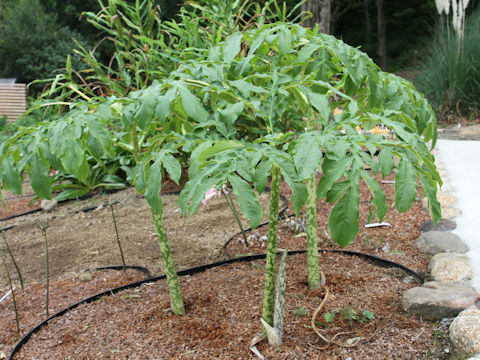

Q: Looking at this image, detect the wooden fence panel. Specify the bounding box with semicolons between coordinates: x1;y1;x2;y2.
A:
0;84;26;122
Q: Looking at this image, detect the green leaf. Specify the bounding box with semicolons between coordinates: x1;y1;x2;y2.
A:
324;312;336;323
87;118;113;157
28;154;52;200
135;85;158;130
145;157;163;213
277;26;292;56
326;181;349;203
378;147;394;178
394;158;417;213
294;133;322;180
179;86;209;122
227;173;262;229
197;140;244;162
155;95;171;123
218;102;244;126
54;188;90;202
420;173;441;223
328;185;360;247
308;92;329;124
163;153;181;185
360;169;387;221
223;32;242;64
254;159;272;194
60;140;85;179
317;156;351;199
2;156;22;195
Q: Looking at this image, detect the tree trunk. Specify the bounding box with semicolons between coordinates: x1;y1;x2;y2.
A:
302;0;331;34
364;0;372;47
376;0;387;71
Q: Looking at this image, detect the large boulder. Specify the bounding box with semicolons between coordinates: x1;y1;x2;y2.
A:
402;281;479;320
428;253;473;282
415;231;468;255
450;309;480;355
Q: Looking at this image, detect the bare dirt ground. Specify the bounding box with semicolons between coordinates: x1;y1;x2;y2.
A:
0;185;279;288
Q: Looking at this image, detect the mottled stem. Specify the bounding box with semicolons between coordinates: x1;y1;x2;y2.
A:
261;248;288;346
1;230;23;289
306;174;320;289
306;111;321;289
262;165;281;332
150;207;185;315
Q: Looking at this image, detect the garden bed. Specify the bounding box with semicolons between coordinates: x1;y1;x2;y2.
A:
1;177;445;358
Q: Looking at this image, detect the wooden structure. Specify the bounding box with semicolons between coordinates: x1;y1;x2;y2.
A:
0;83;26;122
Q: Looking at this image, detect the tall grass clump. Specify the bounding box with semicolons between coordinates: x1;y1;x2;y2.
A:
416;7;480;120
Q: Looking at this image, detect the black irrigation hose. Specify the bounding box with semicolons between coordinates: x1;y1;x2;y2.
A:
95;265;153;280
8;247;422;360
222;217;424;284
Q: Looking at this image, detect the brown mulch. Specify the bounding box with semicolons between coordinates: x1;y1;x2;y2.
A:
7;253;434;359
0;172;444;359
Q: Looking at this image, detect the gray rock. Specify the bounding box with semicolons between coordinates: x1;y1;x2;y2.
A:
428;253;473;282
419;219;457;232
402;281;479;320
450;309;480;355
40;199;58;212
78;272;92;282
415;231;468;254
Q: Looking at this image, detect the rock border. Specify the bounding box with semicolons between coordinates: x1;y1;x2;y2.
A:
403;152;480;357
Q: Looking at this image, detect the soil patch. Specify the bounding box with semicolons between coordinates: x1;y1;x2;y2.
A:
1;187;279;288
10;252;435;359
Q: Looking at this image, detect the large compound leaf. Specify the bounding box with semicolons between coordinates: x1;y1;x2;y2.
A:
394;157;417;213
228;173;262;229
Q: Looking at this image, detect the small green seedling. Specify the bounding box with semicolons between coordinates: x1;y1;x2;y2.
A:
293;306;308;317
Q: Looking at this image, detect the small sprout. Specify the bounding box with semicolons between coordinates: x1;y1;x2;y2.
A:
342;308;359;322
293;306;308;317
324;312;336;323
361;310;375;323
